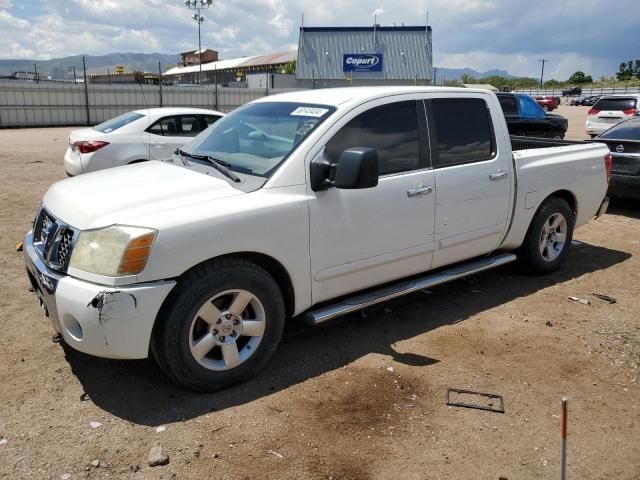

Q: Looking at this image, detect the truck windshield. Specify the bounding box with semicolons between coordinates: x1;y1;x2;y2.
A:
181;102;336;177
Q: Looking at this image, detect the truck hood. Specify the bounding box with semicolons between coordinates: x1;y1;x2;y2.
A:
43;161;244;230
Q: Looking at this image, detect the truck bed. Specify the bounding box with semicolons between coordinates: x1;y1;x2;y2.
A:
510;135;588;151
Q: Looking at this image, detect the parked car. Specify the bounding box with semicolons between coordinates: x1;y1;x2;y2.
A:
571;95;601;106
534;96;559;111
63;108;224;175
497;92;568;138
593;118;640;199
563;87;582;96
24;87;610;391
586;95;640;137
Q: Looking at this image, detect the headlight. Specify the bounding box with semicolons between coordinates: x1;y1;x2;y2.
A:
69;225;157;277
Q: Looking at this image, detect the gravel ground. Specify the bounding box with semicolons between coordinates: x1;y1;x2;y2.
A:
0;107;639;479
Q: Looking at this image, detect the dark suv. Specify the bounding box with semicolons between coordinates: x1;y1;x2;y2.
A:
496;93;568;139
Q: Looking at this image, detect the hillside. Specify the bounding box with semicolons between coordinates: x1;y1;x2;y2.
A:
0;52;180;79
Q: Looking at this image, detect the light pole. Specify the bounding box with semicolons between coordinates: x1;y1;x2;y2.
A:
538;58;548;89
184;0;213;84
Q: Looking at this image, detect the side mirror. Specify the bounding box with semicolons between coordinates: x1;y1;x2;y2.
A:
334;148;378;189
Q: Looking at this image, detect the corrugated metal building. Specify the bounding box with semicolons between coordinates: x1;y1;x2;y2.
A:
297;26;432;86
164;51;295;85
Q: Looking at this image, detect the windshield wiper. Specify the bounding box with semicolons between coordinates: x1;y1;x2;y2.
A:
178;149;241;183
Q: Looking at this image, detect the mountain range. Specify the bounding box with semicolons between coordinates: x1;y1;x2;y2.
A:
0;53;180;79
0;52;515;80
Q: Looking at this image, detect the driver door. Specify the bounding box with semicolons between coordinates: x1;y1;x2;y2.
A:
308;98;436;304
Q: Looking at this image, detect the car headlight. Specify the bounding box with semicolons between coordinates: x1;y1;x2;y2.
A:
69;225;157;277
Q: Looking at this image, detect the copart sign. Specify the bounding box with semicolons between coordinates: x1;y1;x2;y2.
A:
343;54;383;72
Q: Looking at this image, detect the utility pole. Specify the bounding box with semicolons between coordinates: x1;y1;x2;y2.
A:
538;58;548;89
185;0;213;84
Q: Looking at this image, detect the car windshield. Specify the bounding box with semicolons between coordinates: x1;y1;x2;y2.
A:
599;119;640;140
94;112;145;133
181;102;335;177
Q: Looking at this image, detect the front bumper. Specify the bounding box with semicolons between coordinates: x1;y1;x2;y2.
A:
24;230;176;359
608;174;640;200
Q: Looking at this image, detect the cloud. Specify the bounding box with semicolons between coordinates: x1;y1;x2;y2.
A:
0;0;637;79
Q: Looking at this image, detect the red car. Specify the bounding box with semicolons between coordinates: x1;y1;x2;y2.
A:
534;96;560;112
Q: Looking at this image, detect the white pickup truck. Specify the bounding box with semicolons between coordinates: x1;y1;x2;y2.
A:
24;87;611;391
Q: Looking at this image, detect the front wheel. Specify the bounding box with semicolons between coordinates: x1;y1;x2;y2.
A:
151;258;285;391
519;197;574;274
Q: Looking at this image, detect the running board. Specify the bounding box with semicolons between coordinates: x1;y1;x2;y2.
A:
304;253;517;325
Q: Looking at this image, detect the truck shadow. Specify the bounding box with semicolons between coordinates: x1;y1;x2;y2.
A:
607;198;640;219
62;241;630;426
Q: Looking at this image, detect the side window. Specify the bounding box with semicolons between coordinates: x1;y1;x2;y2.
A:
430;98;495;168
178;115;202;136
147;116;179;136
497;95;517;116
147;115;202;137
202;115;221;128
325;101;421;176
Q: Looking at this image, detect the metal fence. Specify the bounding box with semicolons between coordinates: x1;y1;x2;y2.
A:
514;85;640;97
0;80;305;128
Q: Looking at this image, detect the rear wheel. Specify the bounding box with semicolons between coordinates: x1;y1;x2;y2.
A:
151;257;285;391
519;197;574;274
550;130;565;140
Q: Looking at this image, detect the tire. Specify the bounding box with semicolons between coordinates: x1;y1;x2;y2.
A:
550;130;565;140
542;105;549;112
151;257;286;392
519;197;574;274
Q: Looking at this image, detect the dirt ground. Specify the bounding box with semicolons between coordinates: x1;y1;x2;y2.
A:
1;107;639;479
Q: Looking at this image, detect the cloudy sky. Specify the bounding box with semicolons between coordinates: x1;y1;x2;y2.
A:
1;0;638;79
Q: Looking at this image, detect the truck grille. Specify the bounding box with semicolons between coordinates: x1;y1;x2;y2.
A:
33;208;77;272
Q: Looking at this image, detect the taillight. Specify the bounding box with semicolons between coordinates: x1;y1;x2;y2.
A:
74;140;109;154
588;108;599;116
604;153;612;183
622;108;637;116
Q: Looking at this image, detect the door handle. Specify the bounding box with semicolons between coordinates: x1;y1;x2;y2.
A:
407;185;433;197
149;141;165;146
489;171;509;181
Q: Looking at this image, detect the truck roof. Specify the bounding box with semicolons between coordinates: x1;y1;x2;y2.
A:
254;86;494;108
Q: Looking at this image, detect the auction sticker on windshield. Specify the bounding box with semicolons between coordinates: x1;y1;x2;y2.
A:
290;107;330;117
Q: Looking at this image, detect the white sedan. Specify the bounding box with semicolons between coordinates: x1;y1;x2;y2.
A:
63;107;224;175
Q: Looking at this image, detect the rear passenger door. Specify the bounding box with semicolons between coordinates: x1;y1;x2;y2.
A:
426;96;512;269
147;114;205;160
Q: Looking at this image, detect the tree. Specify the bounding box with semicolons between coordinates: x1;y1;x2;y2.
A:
567;71;593;84
544;79;562;87
617;60;638;80
282;60;296;75
459;73;477;84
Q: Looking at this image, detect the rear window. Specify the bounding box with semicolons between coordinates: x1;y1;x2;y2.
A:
593;98;638;111
94;112;144;133
497;95;517;116
516;95;545;119
431;98;495;168
599;119;640;140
